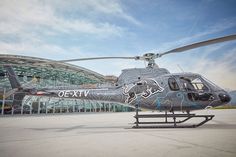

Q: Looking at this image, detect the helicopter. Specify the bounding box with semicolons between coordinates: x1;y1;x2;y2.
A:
3;34;236;128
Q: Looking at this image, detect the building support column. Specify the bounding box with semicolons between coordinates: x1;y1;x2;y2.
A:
38;100;40;114
60;102;62;113
53;103;55;114
66;102;69;113
11;94;14;115
1;88;6;115
21;103;23;115
30;103;32;115
45;102;48;114
11;106;14;115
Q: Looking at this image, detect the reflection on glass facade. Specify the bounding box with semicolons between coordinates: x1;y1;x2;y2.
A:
0;55;133;115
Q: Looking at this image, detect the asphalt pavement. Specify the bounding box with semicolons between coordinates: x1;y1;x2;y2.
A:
0;109;236;157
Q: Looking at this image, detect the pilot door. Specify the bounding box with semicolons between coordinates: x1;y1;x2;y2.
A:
178;76;213;102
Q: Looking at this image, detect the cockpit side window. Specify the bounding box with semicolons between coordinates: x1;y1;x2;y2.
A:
168;78;179;91
191;78;209;92
180;77;195;91
180;76;209;92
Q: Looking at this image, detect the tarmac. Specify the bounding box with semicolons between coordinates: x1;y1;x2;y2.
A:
0;109;236;157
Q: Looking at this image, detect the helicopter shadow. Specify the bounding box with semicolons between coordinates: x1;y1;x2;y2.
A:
200;120;236;130
26;125;129;134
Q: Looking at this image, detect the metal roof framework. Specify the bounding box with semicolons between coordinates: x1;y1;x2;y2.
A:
0;54;105;88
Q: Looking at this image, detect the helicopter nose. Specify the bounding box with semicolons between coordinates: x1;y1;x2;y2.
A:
218;93;231;103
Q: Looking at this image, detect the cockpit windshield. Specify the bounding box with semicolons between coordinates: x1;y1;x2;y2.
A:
179;76;209;92
201;76;222;91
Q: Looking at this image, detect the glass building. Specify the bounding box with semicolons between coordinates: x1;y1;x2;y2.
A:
0;54;133;115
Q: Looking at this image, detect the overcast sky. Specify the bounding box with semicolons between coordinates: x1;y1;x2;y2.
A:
0;0;236;89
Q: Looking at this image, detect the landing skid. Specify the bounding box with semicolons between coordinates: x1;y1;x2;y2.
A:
133;108;214;128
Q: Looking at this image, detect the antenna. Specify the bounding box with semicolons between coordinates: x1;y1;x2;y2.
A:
177;64;185;73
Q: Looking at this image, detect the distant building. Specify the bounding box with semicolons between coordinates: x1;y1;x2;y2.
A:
0;54;133;115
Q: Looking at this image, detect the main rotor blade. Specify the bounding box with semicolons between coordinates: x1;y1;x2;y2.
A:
159;34;236;57
58;57;136;62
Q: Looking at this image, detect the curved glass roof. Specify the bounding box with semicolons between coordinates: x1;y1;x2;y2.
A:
0;54;106;88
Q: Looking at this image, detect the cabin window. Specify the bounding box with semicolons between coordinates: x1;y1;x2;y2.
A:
168;78;179;91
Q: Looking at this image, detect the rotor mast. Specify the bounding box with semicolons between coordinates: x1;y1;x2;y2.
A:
133;53;160;68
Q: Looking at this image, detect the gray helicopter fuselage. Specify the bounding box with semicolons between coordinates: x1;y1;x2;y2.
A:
41;67;231;112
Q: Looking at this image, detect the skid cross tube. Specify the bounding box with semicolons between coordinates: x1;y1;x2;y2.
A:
133;107;214;128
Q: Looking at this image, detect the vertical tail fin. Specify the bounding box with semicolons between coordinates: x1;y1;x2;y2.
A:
3;65;25;108
4;65;21;89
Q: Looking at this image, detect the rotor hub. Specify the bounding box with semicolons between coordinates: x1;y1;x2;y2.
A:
142;53;158;68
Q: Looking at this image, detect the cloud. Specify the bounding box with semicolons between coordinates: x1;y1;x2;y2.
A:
0;0;138;58
0;0;125;37
158;17;236;53
48;0;141;26
184;45;236;90
0;42;70;59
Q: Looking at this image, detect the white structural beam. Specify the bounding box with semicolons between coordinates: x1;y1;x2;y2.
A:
1;88;6;115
